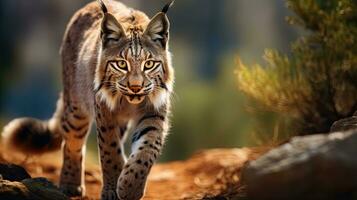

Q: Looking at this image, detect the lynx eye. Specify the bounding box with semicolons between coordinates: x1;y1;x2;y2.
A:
144;60;155;70
110;60;128;71
118;60;127;69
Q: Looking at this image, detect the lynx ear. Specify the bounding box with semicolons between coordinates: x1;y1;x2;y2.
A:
101;13;126;46
144;1;174;49
144;13;170;49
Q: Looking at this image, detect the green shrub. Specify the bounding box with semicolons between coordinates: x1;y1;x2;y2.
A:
237;0;357;135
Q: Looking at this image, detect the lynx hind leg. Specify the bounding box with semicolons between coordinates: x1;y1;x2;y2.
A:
59;103;91;197
117;114;166;200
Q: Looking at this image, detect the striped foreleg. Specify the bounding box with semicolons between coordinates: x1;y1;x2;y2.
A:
117;112;167;200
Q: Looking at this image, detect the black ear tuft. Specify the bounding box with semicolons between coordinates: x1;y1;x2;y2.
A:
98;0;108;14
162;0;175;14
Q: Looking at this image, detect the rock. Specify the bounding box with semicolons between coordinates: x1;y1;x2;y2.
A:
0;178;31;200
0;163;31;181
242;130;357;200
22;177;69;200
330;112;357;132
0;176;69;200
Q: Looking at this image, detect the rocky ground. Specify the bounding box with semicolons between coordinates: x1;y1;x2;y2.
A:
1;114;356;200
0;147;268;200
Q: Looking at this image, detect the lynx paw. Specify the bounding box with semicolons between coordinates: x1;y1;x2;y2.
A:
117;177;145;200
101;189;119;200
60;183;84;197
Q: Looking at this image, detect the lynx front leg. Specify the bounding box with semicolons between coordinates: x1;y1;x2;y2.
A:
59;104;91;197
95;102;127;200
117;112;167;200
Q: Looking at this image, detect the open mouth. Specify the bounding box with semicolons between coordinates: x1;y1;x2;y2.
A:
125;94;146;104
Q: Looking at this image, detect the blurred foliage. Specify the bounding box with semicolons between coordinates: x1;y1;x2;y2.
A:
237;0;357;135
163;58;255;160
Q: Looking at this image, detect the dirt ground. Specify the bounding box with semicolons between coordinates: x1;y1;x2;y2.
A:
0;147;267;200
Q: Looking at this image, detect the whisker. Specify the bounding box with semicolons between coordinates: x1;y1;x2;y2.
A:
118;85;128;91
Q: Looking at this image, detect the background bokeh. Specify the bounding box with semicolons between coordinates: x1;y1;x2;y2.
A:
0;0;300;161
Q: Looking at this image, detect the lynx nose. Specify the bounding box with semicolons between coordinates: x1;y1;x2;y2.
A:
129;85;143;93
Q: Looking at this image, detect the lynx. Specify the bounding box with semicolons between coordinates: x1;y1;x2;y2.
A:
1;0;174;199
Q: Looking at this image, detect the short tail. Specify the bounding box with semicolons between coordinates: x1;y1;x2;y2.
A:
1;95;64;155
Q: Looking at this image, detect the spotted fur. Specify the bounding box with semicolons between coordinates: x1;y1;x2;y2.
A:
1;1;174;200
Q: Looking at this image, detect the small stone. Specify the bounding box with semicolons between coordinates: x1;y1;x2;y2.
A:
330;115;357;132
0;163;31;181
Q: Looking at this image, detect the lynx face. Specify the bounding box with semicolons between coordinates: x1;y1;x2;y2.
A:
104;45;166;105
95;12;173;108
